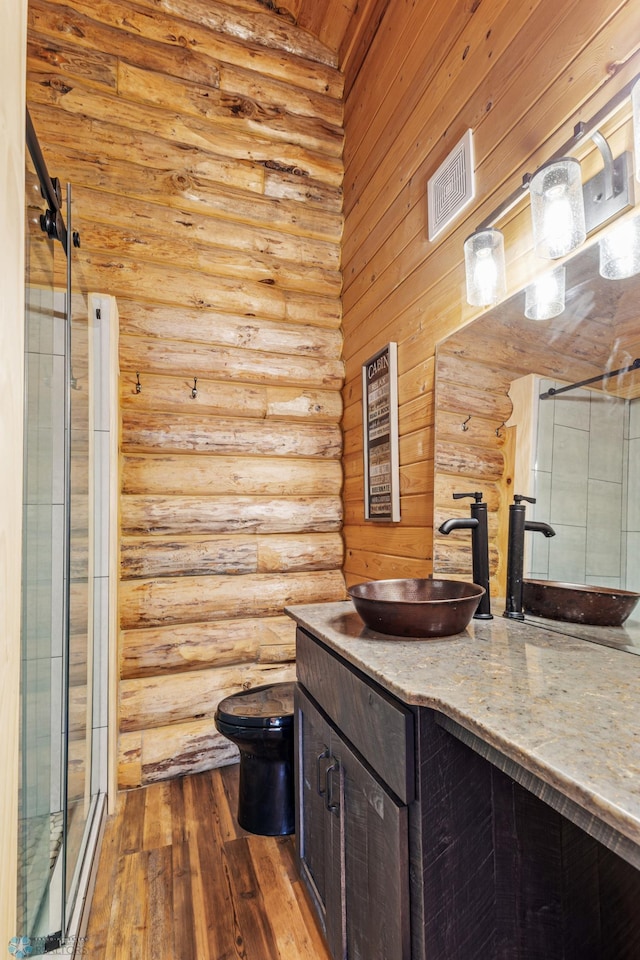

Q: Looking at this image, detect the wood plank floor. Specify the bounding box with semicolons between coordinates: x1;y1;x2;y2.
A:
84;764;332;960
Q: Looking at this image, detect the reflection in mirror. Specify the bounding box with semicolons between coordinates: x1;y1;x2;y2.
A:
433;239;640;645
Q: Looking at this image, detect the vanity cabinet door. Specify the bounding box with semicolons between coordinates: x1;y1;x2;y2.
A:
331;726;410;960
295;686;334;942
295;683;410;960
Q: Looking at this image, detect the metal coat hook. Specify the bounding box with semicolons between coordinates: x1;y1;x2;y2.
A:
135;372;142;394
496;421;506;438
191;377;198;399
461;414;471;432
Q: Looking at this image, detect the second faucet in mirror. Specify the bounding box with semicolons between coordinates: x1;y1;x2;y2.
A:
504;494;556;620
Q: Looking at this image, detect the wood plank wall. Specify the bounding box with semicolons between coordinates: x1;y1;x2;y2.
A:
26;0;346;789
340;0;640;589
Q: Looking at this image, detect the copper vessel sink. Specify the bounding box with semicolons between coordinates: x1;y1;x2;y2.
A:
522;579;640;627
347;578;485;638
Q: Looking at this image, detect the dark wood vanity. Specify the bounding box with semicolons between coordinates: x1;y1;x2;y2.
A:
291;606;640;960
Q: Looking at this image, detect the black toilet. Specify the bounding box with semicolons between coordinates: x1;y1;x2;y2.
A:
214;681;295;836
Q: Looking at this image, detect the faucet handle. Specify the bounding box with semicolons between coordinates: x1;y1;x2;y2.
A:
513;494;536;505
453;491;483;502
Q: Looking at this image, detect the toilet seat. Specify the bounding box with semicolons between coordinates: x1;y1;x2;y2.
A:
216;681;295;729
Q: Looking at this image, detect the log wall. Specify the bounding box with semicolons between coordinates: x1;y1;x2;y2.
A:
27;0;346;788
341;0;640;588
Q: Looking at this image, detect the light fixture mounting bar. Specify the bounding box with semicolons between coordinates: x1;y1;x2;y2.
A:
582;149;634;234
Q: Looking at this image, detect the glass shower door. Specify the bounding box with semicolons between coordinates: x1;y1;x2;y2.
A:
19;146;65;949
20;134;95;954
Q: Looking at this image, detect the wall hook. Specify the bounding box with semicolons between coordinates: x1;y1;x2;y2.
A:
461;414;471;432
191;377;198;399
496;421;506;437
135;372;142;394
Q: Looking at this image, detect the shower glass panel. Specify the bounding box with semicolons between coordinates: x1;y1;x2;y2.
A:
20;117;102;954
20;145;64;948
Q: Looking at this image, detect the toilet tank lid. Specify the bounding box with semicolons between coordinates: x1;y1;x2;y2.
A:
216;681;295;728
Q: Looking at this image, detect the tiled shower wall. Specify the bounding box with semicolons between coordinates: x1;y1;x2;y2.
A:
529;379;639;621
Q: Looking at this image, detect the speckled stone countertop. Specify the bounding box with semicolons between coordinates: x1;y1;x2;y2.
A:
286;600;640;859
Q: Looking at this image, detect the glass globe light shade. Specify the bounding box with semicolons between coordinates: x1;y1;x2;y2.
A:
524;265;566;320
529;158;586;259
463;228;506;306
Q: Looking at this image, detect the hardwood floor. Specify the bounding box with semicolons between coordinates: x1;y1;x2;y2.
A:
84;764;331;960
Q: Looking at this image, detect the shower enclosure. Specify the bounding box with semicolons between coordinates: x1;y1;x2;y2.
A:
19;112;109;954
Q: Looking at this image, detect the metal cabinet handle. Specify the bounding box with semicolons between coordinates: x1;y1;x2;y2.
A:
316;749;330;796
325;759;340;815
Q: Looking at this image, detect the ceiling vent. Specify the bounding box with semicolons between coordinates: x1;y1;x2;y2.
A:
427;129;475;241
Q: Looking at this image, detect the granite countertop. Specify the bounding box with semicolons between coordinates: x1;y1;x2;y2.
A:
286;600;640;861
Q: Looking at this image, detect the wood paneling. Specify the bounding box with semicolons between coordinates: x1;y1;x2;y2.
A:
340;0;640;589
27;0;345;788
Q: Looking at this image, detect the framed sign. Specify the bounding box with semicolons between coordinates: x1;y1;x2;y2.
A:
362;342;401;522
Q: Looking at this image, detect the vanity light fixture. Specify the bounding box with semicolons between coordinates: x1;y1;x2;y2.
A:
529;158;586;259
463;227;506;306
524;265;566;320
599;213;640;279
462;73;639;306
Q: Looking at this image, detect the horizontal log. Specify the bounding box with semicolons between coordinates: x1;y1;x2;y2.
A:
117;60;343;158
435;379;514;422
119;373;342;421
121;660;297;731
432;538;501;579
120;614;295;679
434;474;503;515
72;249;341;332
141;726;237;784
117;299;343;356
29;70;343;187
120;532;344;579
117;723;239;789
434;441;506;482
38;0;343;97
65;180;341;268
79;219;342;298
121;536;258;580
29;1;343;124
120;494;343;536
121;454;343;496
120;410;342;458
27;33;118;90
262;167;344;210
119;335;344;388
131;0;338;69
31;140;342;244
435;410;510;449
119;569;346;629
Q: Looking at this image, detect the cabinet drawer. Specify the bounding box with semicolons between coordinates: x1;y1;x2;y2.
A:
296;627;414;803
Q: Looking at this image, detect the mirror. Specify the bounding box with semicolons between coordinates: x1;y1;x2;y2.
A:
433;239;640;644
